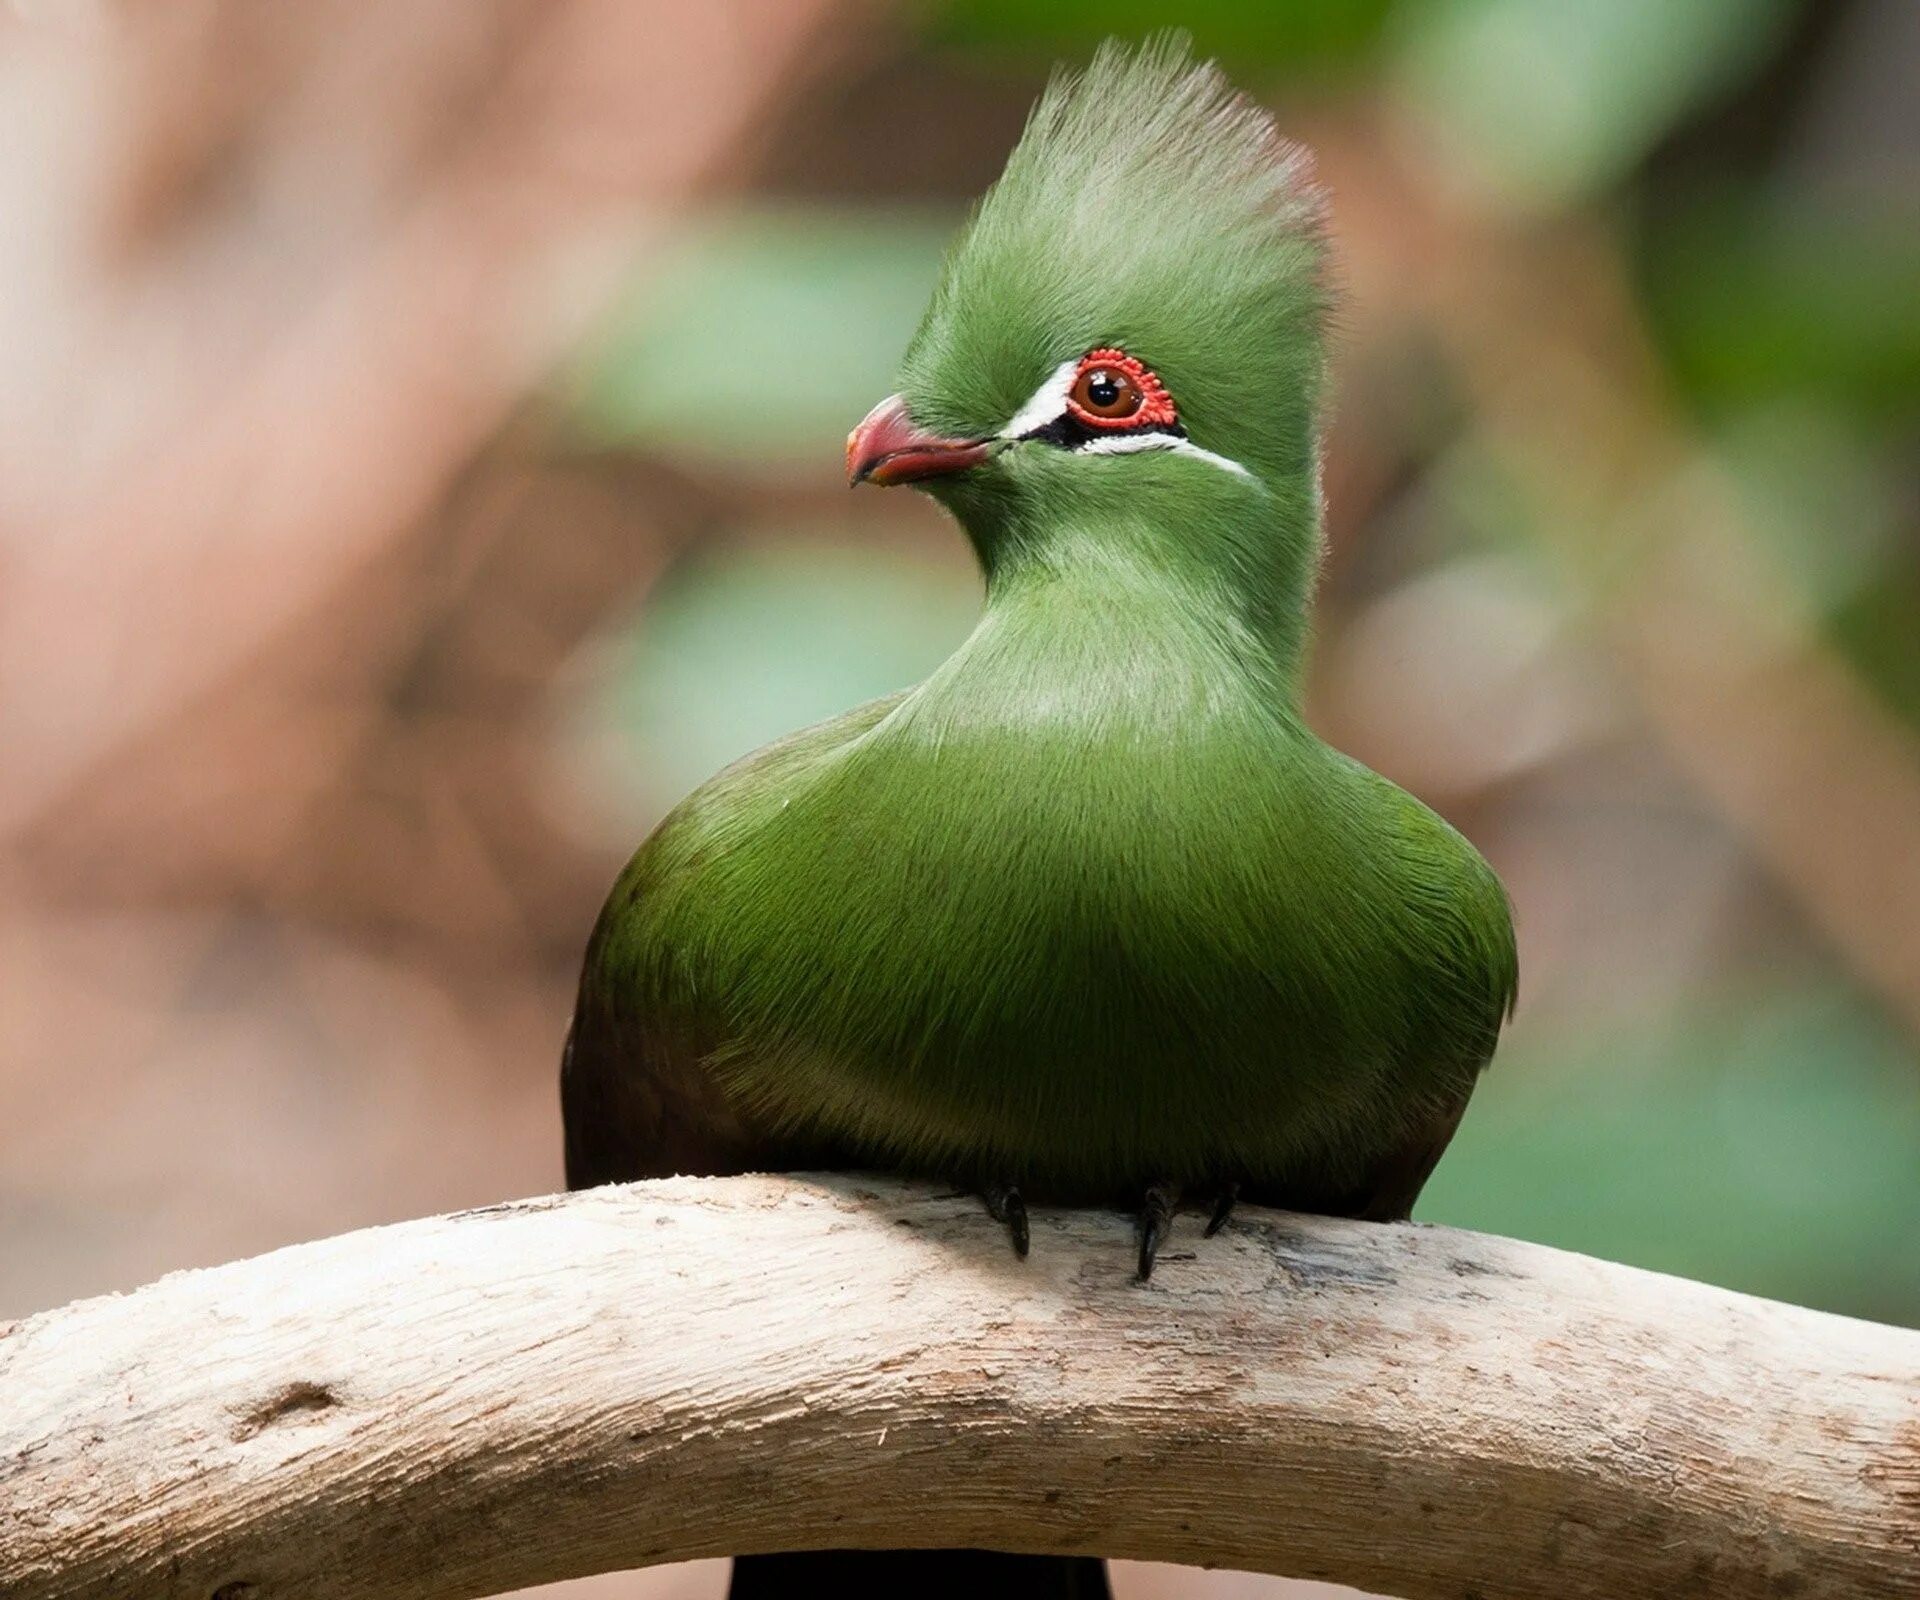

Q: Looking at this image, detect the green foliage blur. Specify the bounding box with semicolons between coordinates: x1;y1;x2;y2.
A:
568;0;1919;1322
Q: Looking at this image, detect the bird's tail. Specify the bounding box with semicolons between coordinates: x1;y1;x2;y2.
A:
729;1549;1111;1598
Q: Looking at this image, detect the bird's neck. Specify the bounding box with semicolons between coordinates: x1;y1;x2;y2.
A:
965;487;1319;709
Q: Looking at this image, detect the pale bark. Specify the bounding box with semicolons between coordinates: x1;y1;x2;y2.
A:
2;1175;1915;1600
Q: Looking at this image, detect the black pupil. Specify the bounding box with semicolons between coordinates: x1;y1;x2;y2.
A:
1087;372;1122;409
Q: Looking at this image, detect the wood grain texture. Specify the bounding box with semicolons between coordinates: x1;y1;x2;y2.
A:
2;1175;1916;1600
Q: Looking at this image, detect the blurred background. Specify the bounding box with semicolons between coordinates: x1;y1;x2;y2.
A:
1;2;1915;1596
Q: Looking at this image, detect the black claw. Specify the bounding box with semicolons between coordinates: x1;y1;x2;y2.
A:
983;1182;1029;1258
1005;1194;1030;1258
1137;1181;1179;1281
1204;1182;1240;1238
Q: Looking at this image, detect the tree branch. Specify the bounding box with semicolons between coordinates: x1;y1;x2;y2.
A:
3;1175;1915;1600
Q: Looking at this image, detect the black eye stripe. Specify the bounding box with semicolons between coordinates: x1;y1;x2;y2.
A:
1016;413;1186;450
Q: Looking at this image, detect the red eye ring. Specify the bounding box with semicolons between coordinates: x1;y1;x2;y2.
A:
1064;348;1178;431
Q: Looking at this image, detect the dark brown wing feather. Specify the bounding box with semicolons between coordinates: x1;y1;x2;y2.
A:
1243;1094;1471;1222
561;988;754;1188
561;978;862;1188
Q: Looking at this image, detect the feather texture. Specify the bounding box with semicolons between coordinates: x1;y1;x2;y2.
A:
565;34;1516;1219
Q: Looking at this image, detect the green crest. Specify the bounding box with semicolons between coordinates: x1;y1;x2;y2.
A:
899;33;1331;489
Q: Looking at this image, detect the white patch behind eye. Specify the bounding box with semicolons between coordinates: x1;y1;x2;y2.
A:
998;356;1081;439
1079;432;1256;482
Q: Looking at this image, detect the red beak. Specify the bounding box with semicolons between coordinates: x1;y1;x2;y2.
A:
846;394;990;487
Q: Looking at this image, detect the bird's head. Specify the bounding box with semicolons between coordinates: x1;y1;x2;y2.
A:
847;36;1331;624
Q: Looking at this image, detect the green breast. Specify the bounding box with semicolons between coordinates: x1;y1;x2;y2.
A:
596;581;1513;1198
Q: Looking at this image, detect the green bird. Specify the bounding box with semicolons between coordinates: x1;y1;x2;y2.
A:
562;35;1515;1598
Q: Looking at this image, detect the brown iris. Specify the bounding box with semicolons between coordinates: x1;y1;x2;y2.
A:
1069;364;1143;421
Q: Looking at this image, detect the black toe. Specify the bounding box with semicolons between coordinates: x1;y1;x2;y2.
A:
1136;1181;1179;1280
1204;1182;1240;1238
983;1182;1030;1258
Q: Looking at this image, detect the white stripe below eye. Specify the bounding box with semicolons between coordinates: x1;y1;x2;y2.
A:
1079;432;1256;482
999;357;1256;484
998;357;1081;439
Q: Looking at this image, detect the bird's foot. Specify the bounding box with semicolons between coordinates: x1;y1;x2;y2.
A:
981;1180;1029;1259
1136;1180;1180;1280
1133;1180;1241;1279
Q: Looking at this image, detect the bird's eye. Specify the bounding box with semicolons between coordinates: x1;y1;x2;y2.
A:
1071;366;1141;420
1063;348;1178;432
